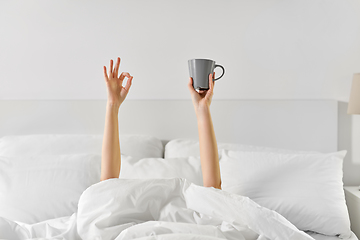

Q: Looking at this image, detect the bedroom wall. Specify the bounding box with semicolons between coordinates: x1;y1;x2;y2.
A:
1;0;360;101
1;0;360;185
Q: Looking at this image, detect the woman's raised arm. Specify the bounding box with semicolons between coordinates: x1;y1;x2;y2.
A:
100;57;133;181
188;74;221;189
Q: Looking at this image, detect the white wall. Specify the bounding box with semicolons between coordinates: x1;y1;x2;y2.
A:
1;0;360;100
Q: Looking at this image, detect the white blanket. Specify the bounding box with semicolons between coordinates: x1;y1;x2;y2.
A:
0;178;314;240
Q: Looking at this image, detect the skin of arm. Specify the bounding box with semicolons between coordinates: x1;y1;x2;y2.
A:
188;74;222;189
100;57;133;181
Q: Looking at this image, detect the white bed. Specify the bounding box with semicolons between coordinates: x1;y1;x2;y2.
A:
0;99;357;240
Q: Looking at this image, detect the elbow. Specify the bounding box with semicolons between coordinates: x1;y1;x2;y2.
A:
100;176;118;182
100;176;108;182
203;179;222;190
100;170;120;182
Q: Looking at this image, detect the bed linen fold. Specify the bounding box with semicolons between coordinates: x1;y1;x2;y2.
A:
77;178;313;240
1;178;314;240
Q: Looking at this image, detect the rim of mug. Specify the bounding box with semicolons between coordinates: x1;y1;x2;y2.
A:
188;58;215;62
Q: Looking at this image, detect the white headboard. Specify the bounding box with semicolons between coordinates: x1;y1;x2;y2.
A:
0;100;338;153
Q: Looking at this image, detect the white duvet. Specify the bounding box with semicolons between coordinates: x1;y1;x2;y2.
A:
0;178;314;240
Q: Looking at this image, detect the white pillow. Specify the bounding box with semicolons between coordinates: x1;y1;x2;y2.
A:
0;153;101;224
120;156;203;186
220;149;351;238
164;138;317;158
119;134;164;158
0;134;164;158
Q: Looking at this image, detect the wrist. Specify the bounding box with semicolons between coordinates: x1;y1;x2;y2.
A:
106;101;121;112
195;106;211;121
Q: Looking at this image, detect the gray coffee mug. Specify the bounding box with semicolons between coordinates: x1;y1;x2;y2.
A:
188;59;225;90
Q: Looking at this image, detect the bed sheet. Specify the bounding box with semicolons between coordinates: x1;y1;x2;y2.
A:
0;178;341;240
307;231;358;240
1;178;311;240
5;217;358;240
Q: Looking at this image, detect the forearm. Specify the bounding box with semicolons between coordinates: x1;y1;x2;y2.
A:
100;102;121;181
196;107;221;189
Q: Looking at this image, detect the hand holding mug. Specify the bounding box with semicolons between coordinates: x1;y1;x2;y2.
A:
188;59;225;90
188;72;215;115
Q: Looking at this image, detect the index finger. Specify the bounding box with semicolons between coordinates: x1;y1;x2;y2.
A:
119;72;131;81
188;77;197;94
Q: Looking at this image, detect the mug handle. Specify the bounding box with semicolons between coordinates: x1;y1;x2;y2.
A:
213;64;225;81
